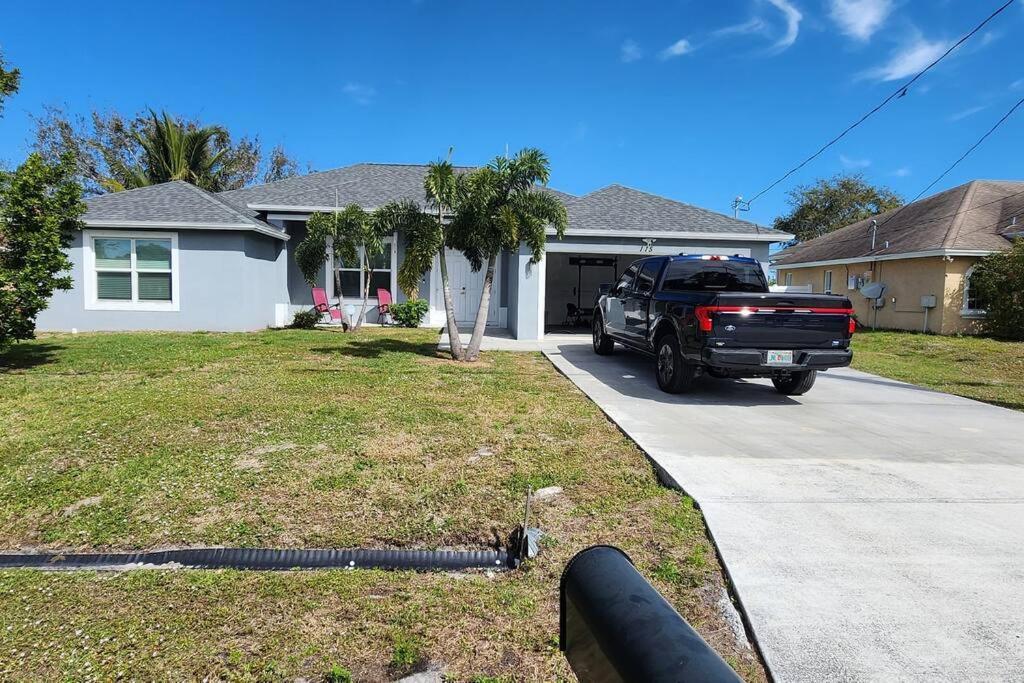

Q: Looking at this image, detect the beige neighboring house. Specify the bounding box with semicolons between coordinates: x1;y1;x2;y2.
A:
773;180;1024;334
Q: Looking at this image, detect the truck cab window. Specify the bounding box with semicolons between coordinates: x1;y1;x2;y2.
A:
635;260;660;296
614;266;638;297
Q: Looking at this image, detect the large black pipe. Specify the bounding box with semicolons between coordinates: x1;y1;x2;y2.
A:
560;545;742;683
0;547;512;571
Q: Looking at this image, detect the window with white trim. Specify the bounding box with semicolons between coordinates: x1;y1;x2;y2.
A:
962;265;987;316
335;239;394;298
85;231;179;311
823;270;833;294
784;272;793;286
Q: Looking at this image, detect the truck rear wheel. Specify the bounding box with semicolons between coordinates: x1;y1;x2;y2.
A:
772;370;817;395
656;334;698;393
593;315;614;355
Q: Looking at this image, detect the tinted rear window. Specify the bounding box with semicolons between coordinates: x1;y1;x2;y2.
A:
662;260;768;293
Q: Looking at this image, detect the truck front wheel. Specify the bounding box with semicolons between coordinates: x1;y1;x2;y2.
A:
655;334;698;393
593;315;614;355
772;370;817;395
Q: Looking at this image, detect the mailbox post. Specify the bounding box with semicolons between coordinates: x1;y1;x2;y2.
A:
560;545;743;683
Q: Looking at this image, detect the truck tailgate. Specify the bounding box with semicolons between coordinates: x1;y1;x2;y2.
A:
699;293;853;349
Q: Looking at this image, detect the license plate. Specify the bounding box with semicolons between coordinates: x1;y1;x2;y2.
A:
766;350;793;365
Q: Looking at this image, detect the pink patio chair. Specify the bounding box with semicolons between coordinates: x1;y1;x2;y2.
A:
312;287;346;327
376;288;394;325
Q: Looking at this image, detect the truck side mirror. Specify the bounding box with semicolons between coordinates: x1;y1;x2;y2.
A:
560;545;742;682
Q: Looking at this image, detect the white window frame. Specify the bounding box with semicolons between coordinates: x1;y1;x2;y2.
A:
327;233;398;302
784;272;793;287
961;264;987;318
823;270;833;294
83;230;180;311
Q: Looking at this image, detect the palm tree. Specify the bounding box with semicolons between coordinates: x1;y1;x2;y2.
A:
294;204;389;331
449;148;567;361
112;110;231;192
393;152;465;359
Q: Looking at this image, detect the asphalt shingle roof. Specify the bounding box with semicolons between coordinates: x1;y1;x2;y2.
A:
83;181;286;238
218;163;576;210
773;180;1024;266
564;184;786;236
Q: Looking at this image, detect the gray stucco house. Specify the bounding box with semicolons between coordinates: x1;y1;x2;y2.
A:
38;163;792;340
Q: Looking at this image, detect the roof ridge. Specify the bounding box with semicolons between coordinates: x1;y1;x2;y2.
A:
941;181;980;249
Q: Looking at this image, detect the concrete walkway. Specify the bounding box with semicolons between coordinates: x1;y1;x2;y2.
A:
544;342;1024;682
437;328;587;352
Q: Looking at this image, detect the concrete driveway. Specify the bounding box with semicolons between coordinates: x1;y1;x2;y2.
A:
544;342;1024;682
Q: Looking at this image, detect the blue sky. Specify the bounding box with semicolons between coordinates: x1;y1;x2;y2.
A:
1;0;1021;226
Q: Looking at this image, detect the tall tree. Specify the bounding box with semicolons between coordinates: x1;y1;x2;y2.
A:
449;148;568;361
263;144;301;183
774;173;903;242
294;204;389;331
394;153;465;359
32;106;300;195
0;51;19;116
0;154;86;351
119;110;232;192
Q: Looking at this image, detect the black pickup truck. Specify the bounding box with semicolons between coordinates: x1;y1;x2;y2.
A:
592;254;855;395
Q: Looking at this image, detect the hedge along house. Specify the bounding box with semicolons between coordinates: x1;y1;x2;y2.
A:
38;163;791;339
772;180;1024;335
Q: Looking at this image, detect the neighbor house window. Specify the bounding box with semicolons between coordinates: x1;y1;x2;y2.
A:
85;231;179;311
823;270;833;294
784;272;793;286
334;238;394;298
962;265;987;317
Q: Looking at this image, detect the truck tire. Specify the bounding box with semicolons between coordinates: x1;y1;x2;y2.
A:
593;314;614;355
772;370;817;395
655;334;698;393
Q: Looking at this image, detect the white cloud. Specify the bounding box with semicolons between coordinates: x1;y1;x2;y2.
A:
711;18;768;39
948;105;987;122
659;38;694;60
342;82;376;105
620;39;643;63
1011;78;1024;91
828;0;893;41
863;35;950;81
891;167;911;177
840;154;871;169
766;0;803;52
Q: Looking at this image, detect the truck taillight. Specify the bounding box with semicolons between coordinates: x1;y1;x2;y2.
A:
848;316;857;335
694;306;714;332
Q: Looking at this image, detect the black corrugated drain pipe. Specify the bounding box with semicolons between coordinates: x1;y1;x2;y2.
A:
0;547;515;572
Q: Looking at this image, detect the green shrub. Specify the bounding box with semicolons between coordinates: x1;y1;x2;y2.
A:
388;299;429;327
289;308;321;329
972;240;1024;340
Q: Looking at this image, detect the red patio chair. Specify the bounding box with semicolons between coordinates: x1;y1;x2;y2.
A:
376;288;394;325
312;287;345;327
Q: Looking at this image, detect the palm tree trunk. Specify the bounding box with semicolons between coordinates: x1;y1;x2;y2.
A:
438;247;464;360
464;253;496;362
334;269;349;332
355;261;372;330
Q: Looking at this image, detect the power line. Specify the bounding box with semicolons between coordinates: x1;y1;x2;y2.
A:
743;0;1018;209
777;97;1024;258
903;97;1024;206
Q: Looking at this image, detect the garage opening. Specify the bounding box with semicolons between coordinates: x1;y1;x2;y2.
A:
545;253;640;334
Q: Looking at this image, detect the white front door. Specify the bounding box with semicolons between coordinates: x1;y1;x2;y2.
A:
446;249;499;325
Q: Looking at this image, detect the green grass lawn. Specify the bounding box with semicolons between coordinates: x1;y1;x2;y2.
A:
0;329;763;681
852;330;1024;411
